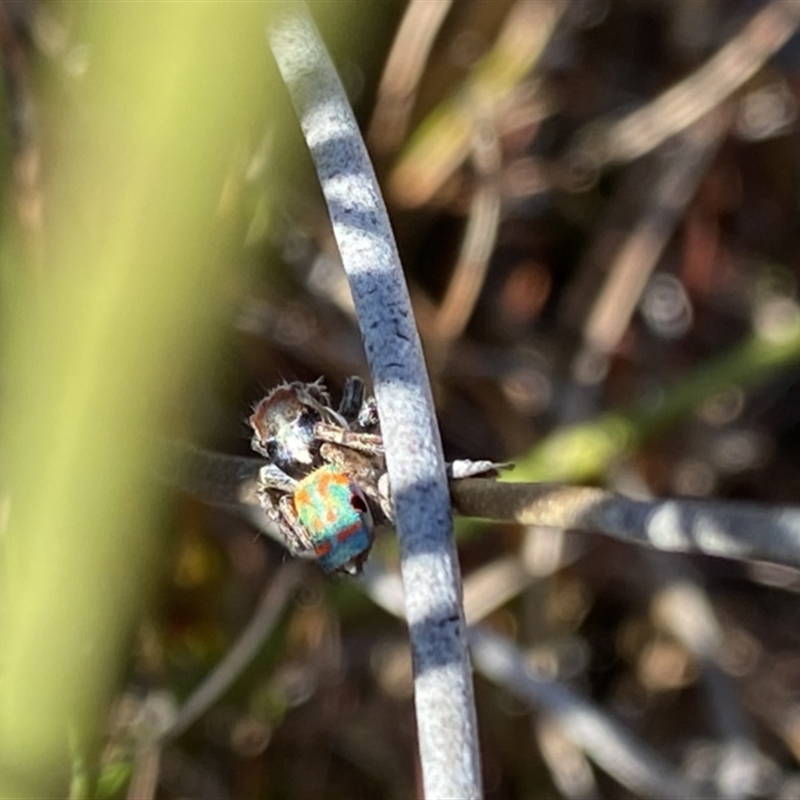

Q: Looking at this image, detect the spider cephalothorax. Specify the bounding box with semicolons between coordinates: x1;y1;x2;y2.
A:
249;379;350;477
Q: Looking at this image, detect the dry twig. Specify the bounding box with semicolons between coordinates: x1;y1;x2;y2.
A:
451;479;800;569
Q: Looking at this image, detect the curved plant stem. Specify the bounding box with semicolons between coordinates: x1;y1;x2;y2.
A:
450;479;800;569
267;6;483;798
162;439;800;570
360;566;705;799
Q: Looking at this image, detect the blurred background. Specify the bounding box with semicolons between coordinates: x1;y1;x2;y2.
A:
4;1;800;797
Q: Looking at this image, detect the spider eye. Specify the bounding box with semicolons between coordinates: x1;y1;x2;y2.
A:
253;436;279;461
264;439;279;461
297;408;320;433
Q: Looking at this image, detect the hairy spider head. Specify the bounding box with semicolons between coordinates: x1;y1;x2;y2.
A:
249;381;344;475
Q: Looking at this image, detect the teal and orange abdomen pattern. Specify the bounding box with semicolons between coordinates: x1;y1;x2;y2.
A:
293;465;375;573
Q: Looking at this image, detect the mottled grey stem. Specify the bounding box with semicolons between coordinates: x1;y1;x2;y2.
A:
451;480;800;569
468;628;709;799
159;440;800;572
155;440;260;507
362;566;706;799
267;6;482;799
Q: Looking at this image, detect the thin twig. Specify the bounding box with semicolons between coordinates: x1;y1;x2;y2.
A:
160;440;800;571
565;0;800;173
126;746;160;800
556;110;727;425
516;307;800;483
450;479;800;570
156;440;260;507
367;0;453;154
462;526;584;624
361;565;705;799
468;627;708;799
161;562;305;742
430;101;502;346
462;555;534;624
267;6;482;798
646;557;761;797
535;715;599;799
575;111;727;365
388;0;563;208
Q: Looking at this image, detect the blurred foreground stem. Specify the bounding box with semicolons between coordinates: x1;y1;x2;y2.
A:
0;5;264;796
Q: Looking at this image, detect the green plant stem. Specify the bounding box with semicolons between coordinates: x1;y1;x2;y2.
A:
515;317;800;483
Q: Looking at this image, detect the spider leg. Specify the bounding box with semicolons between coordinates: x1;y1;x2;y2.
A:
338;376;365;423
377;473;394;522
315;422;384;458
256;472;310;555
254;486;305;553
255;464;311;555
446;460;513;480
305;377;334;410
277;494;315;555
318;441;376;471
254;486;282;525
357;394;380;430
318;442;390;526
338;376;379;431
257;463;298;494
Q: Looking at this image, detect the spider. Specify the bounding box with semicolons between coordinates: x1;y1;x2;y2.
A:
249;377;389;574
249;377;506;575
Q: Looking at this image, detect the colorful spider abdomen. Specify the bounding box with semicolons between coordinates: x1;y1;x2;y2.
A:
293;464;375;574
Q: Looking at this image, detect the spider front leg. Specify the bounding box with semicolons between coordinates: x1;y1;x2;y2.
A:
357;395;379;430
446;460;512;479
315;422;384;458
339;376;380;431
338;376;365;424
255;464;314;557
276;494;317;557
255;488;311;557
257;462;298;494
319;442;391;525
